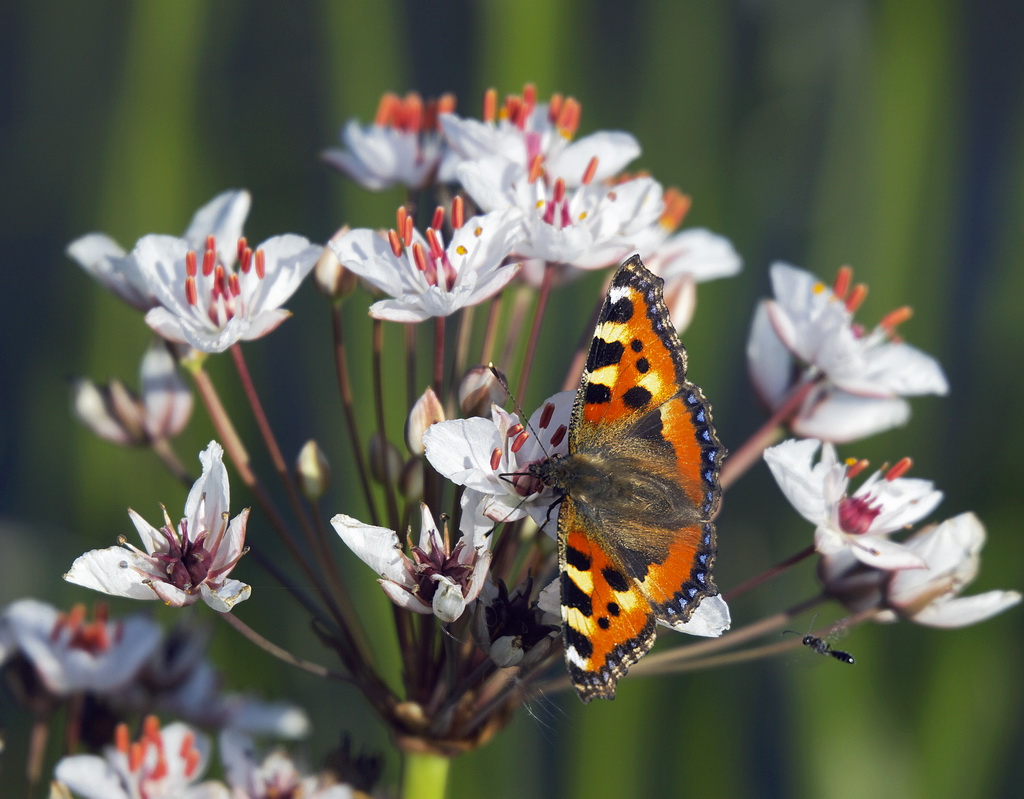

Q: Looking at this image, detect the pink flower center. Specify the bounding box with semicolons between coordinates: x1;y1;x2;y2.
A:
837;494;882;536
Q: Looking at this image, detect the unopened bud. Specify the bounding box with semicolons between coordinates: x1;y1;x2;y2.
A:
399;457;423;501
139;340;193;440
315;227;358;299
296;440;331;500
489;634;525;668
70;379;141;446
405;387;445;455
369;433;403;485
458;366;507;417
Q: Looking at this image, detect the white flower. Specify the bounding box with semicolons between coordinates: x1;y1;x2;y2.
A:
881;513;1022;627
423;391;574;537
331;504;490;623
64;441;251;612
457;156;663;269
71;340;193;446
439;87;640;186
332;205;523;322
764;438;942;569
134;220;320;352
323;91;452;191
67;190;252;312
54;718;226;799
219;731;353;799
747;264;949;442
0;599;161;696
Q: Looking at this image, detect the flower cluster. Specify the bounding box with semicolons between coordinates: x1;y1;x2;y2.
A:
5;83;1009;798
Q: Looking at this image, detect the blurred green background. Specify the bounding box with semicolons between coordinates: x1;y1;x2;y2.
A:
2;1;1023;797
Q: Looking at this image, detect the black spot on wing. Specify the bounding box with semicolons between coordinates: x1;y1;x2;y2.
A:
564;624;593;659
621;385;652;410
584;383;612;404
601;567;629;593
630;338;643;352
562;572;593;617
564;545;591;572
635;357;650;373
586;338;625;372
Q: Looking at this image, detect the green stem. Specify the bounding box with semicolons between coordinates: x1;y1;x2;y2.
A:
402;750;451;799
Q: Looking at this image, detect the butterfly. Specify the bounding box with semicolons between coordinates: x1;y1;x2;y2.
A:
530;254;725;701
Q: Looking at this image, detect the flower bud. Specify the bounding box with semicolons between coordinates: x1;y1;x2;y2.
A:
70;378;146;446
489;635;525;668
458;366;507;418
296;440;331;500
405;387;445;455
314;227;358;299
139;340;193;440
369;433;403;485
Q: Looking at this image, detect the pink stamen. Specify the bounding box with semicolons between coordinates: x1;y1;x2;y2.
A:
490;447;502;471
885;457;913;481
581;156;599;186
550;424;567;448
838;495;882;536
451;195;465;229
539;402;554;429
845;283;868;313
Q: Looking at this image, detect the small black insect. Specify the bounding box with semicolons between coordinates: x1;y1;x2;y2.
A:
784;624;855;665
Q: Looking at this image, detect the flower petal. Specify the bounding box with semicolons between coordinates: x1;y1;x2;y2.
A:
331;514;412;586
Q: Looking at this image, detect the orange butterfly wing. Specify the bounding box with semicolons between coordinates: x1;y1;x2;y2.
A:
538;254;724;702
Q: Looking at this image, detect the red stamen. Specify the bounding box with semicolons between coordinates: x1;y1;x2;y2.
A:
660;188;692;229
507;423;524;440
548;92;564;123
539;402;554;429
179;731;195;760
68;604;85;630
411;242;435;284
185;276;198;305
556;98;580;137
522;82;537;110
511;430;529;453
885;457;913;481
396;205;409;237
229;273;241;297
845;283;868;313
507;95;524;128
143;715;161;742
844;458;870;480
550;424;567;448
254;249;265;279
483;88;497;123
239;246;253;274
490;447;502;471
552;178;566;205
213;265;226;299
129;741;145;773
202;247;216;277
403;92;423;132
833;265;853;300
451;195;465;229
581;156;599;186
185;250;198;278
425;227;445;261
151;750;169;780
430;205;445;232
403;214;414;248
437;92;456;117
880;305;913;333
183;746;201;779
388;229;404;258
236;237;247;264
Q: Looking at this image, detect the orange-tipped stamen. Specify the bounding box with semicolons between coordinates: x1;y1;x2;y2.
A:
403;92;423;132
483;88;497;123
885;457;913;481
451;195;465;229
556;97;580;137
229;273;241;297
430;205;445;232
845;458;870;480
239;246;253;274
552;178;567;205
129;741;145;773
115;723;130;754
185;250;198;278
581;156;599;186
425;227;445;261
845;283;868;313
833;265;853;300
660;188;692;229
185;276;198;305
375;93;398;126
387;229;403;258
548;92;564;123
527;154;545;184
236;236;247;264
522;83;537;109
396;205;409;237
880;305;913;333
437;92;456;117
511;430;530;453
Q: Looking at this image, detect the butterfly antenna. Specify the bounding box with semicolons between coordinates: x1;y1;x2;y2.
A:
488;363;552;458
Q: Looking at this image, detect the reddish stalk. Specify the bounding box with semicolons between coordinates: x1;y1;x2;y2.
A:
372;319;401;532
723;544;817;602
515;264;556;401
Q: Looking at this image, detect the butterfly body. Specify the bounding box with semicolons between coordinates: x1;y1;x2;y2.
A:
531;255;725;702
